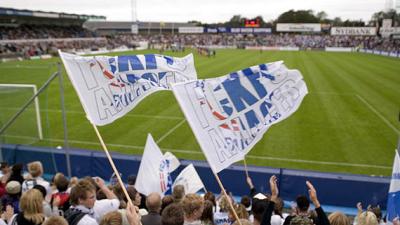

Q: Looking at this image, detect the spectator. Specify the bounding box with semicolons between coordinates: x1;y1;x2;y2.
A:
50;173;70;213
214;195;231;225
1;181;21;213
252;199;268;225
241;195;252;216
8;189;46;225
42;216;68;225
7;163;24;185
271;197;285;225
173;185;185;203
33;184;59;217
282;195;310;225
162;203;184;225
204;192;216;210
141;192;162;225
182;194;204;225
0;163;10;180
125;186;147;215
357;212;378;225
201;200;214;225
328;212;350;225
100;211;122;225
65;178;120;225
100;202;141;225
161;195;174;214
22;161;51;201
228;204;249;224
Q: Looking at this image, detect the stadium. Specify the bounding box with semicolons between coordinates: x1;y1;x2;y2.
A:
0;1;399;225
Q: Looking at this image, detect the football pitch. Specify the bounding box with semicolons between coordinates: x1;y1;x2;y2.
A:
0;49;399;176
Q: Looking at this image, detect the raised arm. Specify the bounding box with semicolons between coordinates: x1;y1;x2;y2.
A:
261;175;279;225
306;181;330;225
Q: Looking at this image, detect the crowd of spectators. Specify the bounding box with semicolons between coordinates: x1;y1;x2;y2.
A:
0;25;400;59
0;161;394;225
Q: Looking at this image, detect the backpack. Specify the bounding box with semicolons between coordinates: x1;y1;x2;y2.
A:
290;215;314;225
64;208;87;225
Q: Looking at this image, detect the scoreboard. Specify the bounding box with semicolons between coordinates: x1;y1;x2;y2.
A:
245;19;260;28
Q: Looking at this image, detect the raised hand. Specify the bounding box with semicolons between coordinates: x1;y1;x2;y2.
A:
306;181;320;208
126;202;141;225
269;175;278;202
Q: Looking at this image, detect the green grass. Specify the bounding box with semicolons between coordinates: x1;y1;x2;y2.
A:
0;49;399;176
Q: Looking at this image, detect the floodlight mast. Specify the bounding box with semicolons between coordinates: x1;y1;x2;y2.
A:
131;0;137;22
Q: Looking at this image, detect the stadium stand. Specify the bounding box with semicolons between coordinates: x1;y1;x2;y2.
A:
1;7;399;60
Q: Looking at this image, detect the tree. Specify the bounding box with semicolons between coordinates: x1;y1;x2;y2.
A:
276;9;320;23
332;17;343;26
316;11;328;21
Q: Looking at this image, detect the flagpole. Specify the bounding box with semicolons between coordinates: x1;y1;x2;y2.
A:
91;123;134;207
212;172;243;225
243;157;249;178
202;187;208;193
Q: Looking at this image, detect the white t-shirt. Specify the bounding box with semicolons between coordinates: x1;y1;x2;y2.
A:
93;199;120;222
21;176;52;200
73;199;120;225
213;212;231;225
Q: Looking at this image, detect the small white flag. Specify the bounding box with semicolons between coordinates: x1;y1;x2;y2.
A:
135;134;178;196
164;151;180;172
172;164;205;194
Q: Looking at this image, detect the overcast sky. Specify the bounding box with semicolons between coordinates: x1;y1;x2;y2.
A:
0;0;387;23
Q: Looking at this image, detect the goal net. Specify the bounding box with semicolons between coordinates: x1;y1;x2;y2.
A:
0;84;43;144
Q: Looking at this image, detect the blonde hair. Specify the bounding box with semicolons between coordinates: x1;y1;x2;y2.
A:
329;212;350;225
43;216;68;225
357;211;378;225
229;203;249;220
100;211;122;225
28;161;43;178
219;196;231;212
19;189;45;224
182;194;204;219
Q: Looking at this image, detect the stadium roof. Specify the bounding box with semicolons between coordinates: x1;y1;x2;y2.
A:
0;7;106;21
83;21;199;31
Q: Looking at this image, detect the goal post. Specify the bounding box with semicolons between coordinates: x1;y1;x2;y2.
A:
0;84;43;140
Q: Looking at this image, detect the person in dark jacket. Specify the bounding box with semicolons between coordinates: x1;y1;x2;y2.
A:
141;192;162;225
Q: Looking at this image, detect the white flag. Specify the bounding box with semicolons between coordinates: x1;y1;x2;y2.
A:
59;50;197;125
135;134;177;196
387;149;400;222
173;164;205;194
164;151;180;172
172;61;308;173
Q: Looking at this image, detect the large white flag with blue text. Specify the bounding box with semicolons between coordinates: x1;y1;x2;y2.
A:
135;134;179;196
172;61;308;173
59;50;197;125
387;149;400;222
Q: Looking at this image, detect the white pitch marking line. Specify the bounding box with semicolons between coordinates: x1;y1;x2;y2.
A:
156;119;186;144
309;92;354;96
356;94;400;135
2;134;391;169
